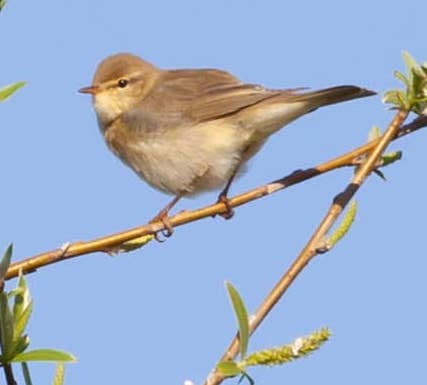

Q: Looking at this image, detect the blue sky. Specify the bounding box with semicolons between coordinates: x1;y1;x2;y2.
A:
1;1;426;384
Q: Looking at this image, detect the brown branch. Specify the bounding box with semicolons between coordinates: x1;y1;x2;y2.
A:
1;364;16;385
204;110;409;385
0;364;16;385
5;114;426;281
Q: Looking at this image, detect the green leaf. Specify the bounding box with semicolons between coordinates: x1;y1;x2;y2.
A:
226;282;249;359
10;335;30;358
13;273;32;338
402;51;418;82
0;244;13;281
381;151;402;167
0;292;15;360
11;349;76;363
368;125;381;141
14;273;31;316
216;361;242;377
21;362;33;385
112;234;154;253
383;89;408;109
0;0;6;12
12;285;25;319
0;82;25;102
384;52;427;114
394;70;409;87
14;301;33;340
52;363;65;385
406;52;420;67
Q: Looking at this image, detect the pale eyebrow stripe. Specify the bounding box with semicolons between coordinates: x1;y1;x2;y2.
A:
105;71;144;89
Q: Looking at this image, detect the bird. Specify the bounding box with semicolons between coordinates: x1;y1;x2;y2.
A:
79;53;375;237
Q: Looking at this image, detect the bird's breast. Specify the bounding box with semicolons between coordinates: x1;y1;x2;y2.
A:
103;118;249;196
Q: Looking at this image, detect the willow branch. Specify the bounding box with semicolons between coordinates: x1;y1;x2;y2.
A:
204;109;409;385
5;114;426;281
0;362;16;385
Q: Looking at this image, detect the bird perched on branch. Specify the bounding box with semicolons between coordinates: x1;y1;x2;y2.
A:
80;53;375;237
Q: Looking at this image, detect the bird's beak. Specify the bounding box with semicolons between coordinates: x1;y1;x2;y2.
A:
78;85;100;95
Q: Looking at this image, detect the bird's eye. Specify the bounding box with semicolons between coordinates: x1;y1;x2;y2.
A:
117;79;129;88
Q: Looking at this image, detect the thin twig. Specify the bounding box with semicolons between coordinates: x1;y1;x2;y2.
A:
2;364;16;385
204;110;409;385
4;113;425;281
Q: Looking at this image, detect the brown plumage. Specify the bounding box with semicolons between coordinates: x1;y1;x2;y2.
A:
80;53;375;235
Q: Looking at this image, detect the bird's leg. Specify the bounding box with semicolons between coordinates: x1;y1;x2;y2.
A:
150;195;182;240
215;169;238;220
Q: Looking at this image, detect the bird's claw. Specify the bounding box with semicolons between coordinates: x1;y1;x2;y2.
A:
216;194;234;219
150;213;174;242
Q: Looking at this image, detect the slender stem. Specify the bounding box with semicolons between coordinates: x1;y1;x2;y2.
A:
2;364;16;385
204;110;408;385
5;113;424;281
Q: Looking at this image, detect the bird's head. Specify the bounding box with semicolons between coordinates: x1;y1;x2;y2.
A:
79;53;160;126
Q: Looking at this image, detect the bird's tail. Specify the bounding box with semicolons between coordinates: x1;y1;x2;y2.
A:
290;85;376;108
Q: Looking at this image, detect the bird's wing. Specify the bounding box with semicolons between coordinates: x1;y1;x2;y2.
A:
127;69;374;131
142;68;299;123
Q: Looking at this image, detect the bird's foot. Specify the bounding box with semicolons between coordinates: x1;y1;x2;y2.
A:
149;195;182;242
216;193;234;220
149;211;174;242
